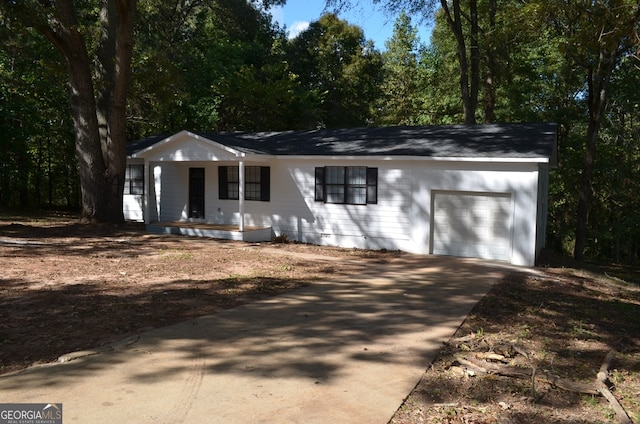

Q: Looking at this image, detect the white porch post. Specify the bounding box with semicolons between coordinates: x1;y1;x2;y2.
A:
238;158;245;232
143;160;150;224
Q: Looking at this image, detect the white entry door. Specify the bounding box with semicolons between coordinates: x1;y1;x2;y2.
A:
432;191;513;261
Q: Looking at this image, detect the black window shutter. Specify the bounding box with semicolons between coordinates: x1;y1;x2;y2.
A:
219;166;228;199
314;167;325;201
260;166;270;201
366;167;378;204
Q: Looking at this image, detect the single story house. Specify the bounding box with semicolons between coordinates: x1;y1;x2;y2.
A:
124;123;557;266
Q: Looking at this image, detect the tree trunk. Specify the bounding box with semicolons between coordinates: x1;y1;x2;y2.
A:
483;0;497;123
69;55;107;221
574;49;618;261
95;0;137;223
440;0;477;124
469;0;480;123
35;0;136;223
573;1;640;261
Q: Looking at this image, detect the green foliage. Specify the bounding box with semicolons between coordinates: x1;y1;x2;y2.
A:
128;0;302;136
286;13;384;128
418;9;464;124
0;11;77;209
529;0;640;262
582;55;640;262
377;11;425;125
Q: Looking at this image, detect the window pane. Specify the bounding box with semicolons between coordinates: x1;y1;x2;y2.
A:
244;167;263;200
129;165;143;179
348;187;366;204
131;180;145;194
126;165;144;195
326;167;344;184
228;182;239;199
245;166;261;183
245;183;261;200
326;185;344;203
227;167;239;183
325;166;345;203
344;166;366;204
348;167;366;185
227;167;239;199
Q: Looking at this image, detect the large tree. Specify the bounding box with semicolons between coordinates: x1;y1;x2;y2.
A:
327;0;482;124
378;11;424;125
2;0;137;223
286;13;384;128
129;0;296;136
1;0;284;223
533;0;640;260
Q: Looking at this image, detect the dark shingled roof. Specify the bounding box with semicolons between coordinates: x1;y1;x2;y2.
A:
126;133;170;156
128;123;557;160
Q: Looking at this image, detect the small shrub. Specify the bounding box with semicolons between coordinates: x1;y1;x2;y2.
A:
272;234;289;244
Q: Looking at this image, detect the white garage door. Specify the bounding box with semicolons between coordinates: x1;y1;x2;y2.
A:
432;192;512;261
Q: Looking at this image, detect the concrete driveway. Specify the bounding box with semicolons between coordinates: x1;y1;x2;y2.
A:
0;255;526;423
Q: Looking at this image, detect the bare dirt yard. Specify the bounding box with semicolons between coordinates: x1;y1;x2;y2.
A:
1;212;639;423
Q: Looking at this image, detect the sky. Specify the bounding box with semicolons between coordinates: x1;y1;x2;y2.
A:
269;1;433;51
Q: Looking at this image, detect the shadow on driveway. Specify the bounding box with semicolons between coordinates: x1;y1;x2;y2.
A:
0;256;528;423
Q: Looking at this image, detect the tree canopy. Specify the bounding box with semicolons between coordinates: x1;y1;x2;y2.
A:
378;11;424;125
286;13;384;128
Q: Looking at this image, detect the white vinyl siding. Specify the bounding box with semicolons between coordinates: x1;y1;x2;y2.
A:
155;163;187;222
123;195;143;221
272;161;411;250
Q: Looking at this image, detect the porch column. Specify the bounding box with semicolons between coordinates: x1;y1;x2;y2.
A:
238;159;245;232
143;160;150;224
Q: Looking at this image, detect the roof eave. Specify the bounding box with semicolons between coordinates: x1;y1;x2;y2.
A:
130;130;248;159
273;155;551;163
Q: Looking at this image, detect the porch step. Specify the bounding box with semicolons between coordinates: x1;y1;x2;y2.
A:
146;222;272;243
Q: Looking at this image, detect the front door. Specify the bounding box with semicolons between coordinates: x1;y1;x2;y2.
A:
189;168;205;219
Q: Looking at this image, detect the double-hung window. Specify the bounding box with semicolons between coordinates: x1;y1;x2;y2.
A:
124;164;144;195
315;166;377;205
219;166;240;200
219;166;270;201
244;166;263;201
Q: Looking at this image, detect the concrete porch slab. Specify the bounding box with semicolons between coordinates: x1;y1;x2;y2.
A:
146;222;272;243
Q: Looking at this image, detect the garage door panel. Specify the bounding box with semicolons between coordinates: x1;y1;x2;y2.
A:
432;192;512;261
492;226;510;239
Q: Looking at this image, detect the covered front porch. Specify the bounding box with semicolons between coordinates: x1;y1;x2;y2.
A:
146;221;273;243
127;131;276;242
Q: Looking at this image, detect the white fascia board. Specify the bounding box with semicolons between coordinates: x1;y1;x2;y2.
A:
131;130;248;159
242;153;276;162
274;155;550;163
